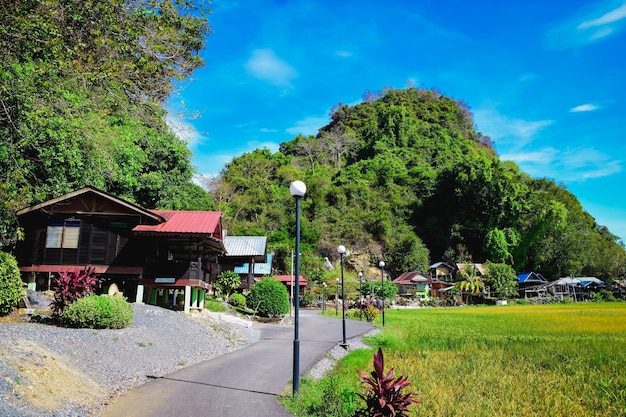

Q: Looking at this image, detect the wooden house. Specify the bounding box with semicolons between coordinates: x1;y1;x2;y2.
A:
428;262;455;281
517;271;549;299
392;272;431;299
267;274;309;305
14;186;226;313
455;262;485;279
548;277;605;301
219;236;268;289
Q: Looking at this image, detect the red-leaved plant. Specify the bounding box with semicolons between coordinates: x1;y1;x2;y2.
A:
355;347;418;417
51;266;98;316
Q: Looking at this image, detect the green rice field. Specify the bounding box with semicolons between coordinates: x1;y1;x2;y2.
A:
285;303;626;417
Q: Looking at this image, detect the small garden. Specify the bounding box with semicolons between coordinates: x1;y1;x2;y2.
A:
0;252;133;329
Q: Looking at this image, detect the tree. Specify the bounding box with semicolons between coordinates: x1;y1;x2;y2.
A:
484;262;518;299
0;0;212;245
484;228;513;264
214;271;241;299
361;280;398;301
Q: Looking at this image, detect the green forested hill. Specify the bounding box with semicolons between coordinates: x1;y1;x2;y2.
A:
211;88;626;282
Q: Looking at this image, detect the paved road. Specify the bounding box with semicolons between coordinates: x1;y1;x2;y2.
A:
102;310;375;417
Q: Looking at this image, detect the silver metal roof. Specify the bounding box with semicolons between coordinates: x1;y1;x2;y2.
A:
224;236;267;256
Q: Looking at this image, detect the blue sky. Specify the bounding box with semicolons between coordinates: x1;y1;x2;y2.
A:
168;0;626;241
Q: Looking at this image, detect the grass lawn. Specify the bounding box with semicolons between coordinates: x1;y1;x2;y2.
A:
284;303;626;416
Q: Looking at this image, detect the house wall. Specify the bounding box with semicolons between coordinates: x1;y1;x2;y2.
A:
16;215;140;268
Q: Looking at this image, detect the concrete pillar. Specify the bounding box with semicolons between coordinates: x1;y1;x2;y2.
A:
150;288;158;305
191;287;198;308
184;285;191;314
27;272;36;291
199;289;205;309
135;284;145;304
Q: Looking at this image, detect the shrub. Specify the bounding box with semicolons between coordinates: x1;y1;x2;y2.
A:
355;347;418;417
0;252;23;315
229;292;246;308
301;291;317;307
246;277;289;317
51;266;98;316
63;295;134;329
361;300;380;323
593;289;617;302
214;270;241;299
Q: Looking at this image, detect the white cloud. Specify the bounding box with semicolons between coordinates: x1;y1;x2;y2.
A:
335;50;353;58
570;103;600;112
501;149;558;165
501;147;621;181
473;108;554;148
577;3;626;28
246;140;281;153
192;140;281;180
286;115;329;136
165;111;208;148
245;48;297;87
547;1;626;48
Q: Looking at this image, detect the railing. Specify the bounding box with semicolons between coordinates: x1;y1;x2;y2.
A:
143;259;208;282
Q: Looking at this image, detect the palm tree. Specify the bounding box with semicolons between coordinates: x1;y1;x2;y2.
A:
455;264;485;304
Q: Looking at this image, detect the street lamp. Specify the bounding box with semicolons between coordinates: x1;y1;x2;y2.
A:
289;180;306;396
322;282;327;313
337;245;347;347
379;260;385;327
335;278;339;316
358;271;363;321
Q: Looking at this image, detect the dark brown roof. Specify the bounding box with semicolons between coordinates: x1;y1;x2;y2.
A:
16;186;163;224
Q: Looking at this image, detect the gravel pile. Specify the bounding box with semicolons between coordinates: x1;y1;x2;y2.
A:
0;303;263;417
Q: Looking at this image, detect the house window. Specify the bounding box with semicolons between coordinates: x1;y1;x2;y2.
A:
46;221;81;249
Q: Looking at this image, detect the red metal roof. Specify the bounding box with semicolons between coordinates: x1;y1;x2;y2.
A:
273;275;308;286
392;272;430;285
133;210;221;236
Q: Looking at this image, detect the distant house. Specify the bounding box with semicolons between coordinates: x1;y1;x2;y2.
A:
233;252;273;284
220;236;268;289
259;274;308;301
429;262;455;281
548;277;605;301
13;186;226;313
427;262;456;300
517;272;549;299
392;272;431;299
455;263;485;279
517;272;548;286
546;277;605;301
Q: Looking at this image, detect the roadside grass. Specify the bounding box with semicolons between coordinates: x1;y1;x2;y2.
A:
284;303;626;416
203;297;228;313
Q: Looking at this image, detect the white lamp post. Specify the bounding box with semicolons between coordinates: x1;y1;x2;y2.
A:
379;260;386;327
337;245;347;347
289;180;306;396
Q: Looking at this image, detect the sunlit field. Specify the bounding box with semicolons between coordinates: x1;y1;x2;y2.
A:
285;303;626;417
